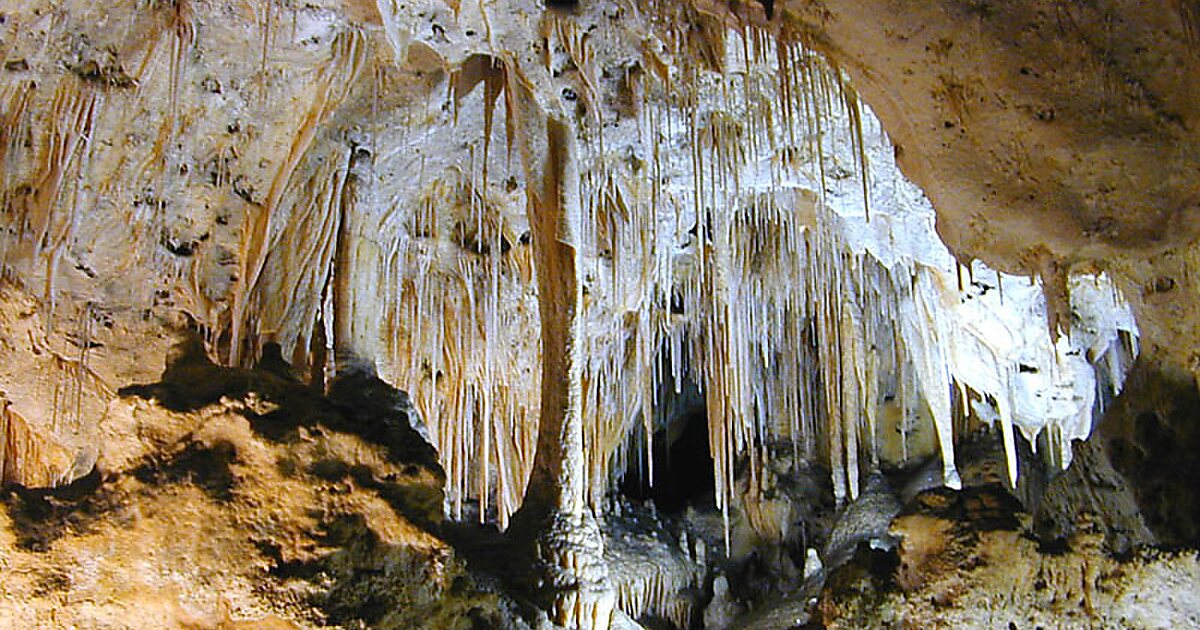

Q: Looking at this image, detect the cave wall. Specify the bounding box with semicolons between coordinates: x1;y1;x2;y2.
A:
0;0;1158;516
697;0;1200;372
0;1;1197;628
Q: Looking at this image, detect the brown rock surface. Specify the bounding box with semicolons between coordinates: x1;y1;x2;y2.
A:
0;336;514;629
1;0;1199;627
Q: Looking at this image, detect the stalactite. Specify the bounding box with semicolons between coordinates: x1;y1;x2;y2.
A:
0;82;36;228
228;28;366;366
559;18;1138;544
610;541;702;630
0;397;75;488
381;160;542;525
18;79;98;314
118;2;1141;574
168;0;195;134
259;0;275;103
256;151;351;369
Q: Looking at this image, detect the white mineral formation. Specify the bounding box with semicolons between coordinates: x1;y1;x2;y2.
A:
0;1;1142;627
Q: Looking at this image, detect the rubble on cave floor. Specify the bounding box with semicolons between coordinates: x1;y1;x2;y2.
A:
0;336;527;630
709;428;1200;630
812;496;1200;630
635;427;1200;630
0;334;1197;630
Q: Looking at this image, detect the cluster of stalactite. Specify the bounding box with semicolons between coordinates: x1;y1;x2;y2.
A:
0;0;1139;557
337;5;1141;555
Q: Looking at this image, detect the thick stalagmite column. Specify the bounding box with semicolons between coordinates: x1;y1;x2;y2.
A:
504;70;614;629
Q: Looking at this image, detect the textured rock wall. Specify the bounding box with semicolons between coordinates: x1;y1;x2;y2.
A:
0;1;1197;628
699;0;1200;372
0;0;1149;521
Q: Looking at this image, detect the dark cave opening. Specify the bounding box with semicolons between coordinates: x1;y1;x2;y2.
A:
620;381;716;513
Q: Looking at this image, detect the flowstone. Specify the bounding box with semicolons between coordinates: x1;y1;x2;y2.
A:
533;510;615;629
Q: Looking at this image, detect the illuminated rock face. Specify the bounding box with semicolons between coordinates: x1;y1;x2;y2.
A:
0;0;1191;627
695;0;1200;374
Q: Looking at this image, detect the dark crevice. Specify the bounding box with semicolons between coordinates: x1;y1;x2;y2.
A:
620;373;715;514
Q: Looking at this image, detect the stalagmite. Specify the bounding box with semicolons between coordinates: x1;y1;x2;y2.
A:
502;62;614;629
0;1;1164;626
0;0;1146;616
182;8;1135;562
